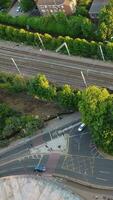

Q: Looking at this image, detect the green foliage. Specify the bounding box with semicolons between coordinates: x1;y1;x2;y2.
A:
20;0;35;12
28;74;56;101
11;74;27;92
0;139;9;148
102;129;113;153
0;72;27;92
98;0;113;40
0;103;43;143
0;0;12;9
0;12;95;40
57;84;75;109
78;85;113;154
19;115;43;137
78;0;92;7
0;103;18;136
2;116;22;139
76;6;89;17
1;23;113;61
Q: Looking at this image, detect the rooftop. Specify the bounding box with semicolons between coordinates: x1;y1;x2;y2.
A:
89;0;108;14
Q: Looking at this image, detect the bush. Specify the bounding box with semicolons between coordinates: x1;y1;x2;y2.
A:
0;72;27;92
56;84;75;109
76;6;89;17
28;74;56;101
19;115;43;137
0;102;43;141
0;12;95;40
0;139;9;148
11;74;27;92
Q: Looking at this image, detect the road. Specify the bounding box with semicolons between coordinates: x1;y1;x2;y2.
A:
0;44;113;89
0;119;113;189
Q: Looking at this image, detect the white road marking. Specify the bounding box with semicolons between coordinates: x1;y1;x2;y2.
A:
37;156;42;165
96;177;107;181
99;170;110;174
69;132;88;138
0;165;33;174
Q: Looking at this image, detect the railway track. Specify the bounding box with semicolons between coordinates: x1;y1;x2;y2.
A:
0;44;113;89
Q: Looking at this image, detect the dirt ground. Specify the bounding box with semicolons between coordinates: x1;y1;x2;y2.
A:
0;89;64;121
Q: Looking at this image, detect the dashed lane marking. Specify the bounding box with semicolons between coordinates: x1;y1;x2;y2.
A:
96;177;107;181
99;170;110;174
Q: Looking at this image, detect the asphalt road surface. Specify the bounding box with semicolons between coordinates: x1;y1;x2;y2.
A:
0;44;113;89
0;121;113;188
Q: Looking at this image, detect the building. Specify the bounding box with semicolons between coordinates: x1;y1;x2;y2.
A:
34;0;76;15
89;0;108;20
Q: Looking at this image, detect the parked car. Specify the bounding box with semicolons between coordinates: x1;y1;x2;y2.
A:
34;164;46;172
16;6;22;12
78;123;86;132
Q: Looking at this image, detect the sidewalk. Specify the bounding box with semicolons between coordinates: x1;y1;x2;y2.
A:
42;112;81;133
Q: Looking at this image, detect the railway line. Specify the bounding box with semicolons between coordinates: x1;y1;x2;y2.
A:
0;44;113;89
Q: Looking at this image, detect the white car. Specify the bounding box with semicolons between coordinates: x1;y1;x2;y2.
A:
16;6;21;12
78;123;86;132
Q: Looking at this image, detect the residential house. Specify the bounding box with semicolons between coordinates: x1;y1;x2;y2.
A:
89;0;108;20
34;0;76;15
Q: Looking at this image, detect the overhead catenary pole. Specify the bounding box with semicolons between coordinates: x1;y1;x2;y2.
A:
37;33;45;50
11;58;22;76
99;45;105;61
81;71;87;88
56;42;70;56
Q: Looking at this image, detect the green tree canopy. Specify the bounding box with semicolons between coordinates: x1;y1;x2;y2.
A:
0;0;12;9
20;0;35;12
28;74;56;101
78;86;110;144
57;84;75;109
98;0;113;40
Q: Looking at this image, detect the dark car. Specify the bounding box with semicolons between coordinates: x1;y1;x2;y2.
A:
34;164;46;172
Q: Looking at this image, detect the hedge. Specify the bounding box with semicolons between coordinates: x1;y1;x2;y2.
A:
0;24;113;60
0;12;95;40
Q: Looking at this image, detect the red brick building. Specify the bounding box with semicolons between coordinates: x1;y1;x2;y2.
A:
34;0;76;15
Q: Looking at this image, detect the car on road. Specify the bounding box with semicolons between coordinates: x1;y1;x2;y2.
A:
16;6;22;12
78;123;86;132
34;164;46;172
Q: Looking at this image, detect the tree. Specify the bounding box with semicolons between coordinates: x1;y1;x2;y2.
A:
28;74;56;100
78;86;110;144
0;0;11;9
20;0;35;12
57;84;75;109
98;0;113;40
